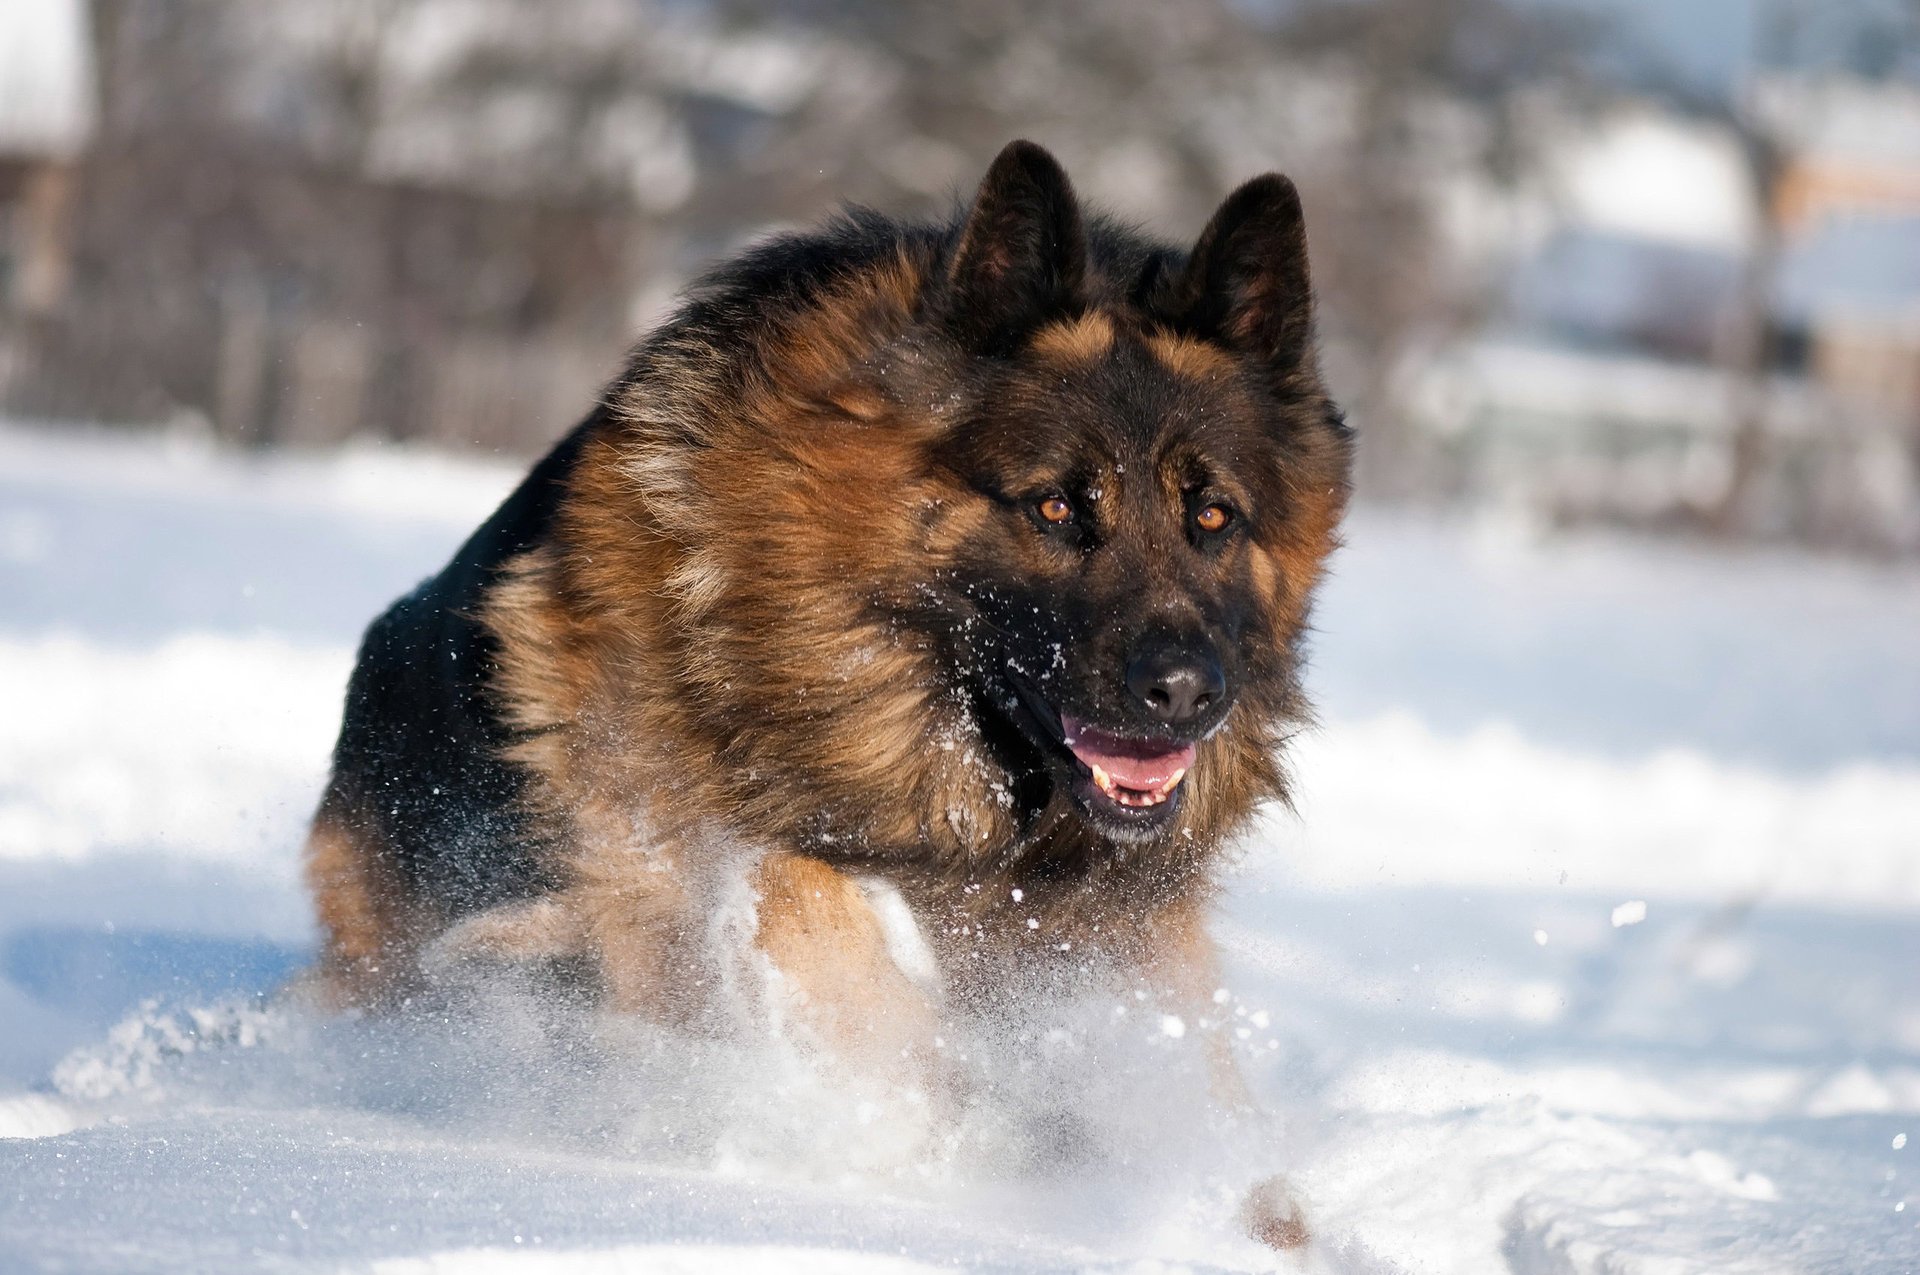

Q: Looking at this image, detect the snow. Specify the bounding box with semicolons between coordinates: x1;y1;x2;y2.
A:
2;419;1917;1272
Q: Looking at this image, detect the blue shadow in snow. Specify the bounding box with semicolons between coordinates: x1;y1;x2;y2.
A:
3;926;312;1021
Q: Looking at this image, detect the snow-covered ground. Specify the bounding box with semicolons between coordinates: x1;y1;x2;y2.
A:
1;420;1915;1273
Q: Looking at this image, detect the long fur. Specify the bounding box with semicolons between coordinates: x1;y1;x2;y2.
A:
303;141;1351;1103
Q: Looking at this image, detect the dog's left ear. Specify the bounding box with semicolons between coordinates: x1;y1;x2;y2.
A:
1165;174;1316;375
948;139;1087;353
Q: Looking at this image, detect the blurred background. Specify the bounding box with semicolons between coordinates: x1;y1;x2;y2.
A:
3;0;1919;552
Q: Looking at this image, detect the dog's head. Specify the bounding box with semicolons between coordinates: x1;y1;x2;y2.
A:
617;141;1350;861
908;142;1352;845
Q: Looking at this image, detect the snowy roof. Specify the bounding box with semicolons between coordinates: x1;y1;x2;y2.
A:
0;0;95;159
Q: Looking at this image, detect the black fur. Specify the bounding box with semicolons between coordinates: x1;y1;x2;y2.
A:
326;413;599;913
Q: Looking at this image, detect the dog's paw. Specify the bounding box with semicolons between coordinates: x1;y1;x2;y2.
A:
1239;1173;1311;1251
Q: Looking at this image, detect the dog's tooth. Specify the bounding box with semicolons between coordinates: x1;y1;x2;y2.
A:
1163;768;1187;793
1092;764;1111;793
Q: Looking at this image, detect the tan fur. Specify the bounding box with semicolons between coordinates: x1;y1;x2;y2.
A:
1029;310;1116;364
424;897;587;971
565;826;705;1020
752;853;940;1076
1146;330;1236;382
302;799;432;1008
1241;1176;1312;1250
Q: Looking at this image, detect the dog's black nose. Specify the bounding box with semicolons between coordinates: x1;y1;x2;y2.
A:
1126;642;1226;725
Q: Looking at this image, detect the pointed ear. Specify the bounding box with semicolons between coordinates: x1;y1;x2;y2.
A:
1167;174;1315;372
948;140;1087;353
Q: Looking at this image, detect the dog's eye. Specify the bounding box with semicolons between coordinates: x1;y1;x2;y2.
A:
1194;503;1233;533
1037;495;1075;524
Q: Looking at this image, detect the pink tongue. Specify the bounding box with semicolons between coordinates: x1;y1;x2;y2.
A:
1060;715;1196;790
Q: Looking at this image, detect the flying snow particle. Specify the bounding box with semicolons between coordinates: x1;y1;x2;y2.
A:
1159;1015;1187;1039
1010;888;1023;902
1611;899;1649;928
1895;1132;1908;1150
1533;929;1549;946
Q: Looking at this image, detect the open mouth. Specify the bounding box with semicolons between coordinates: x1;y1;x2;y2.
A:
996;675;1198;838
1060;714;1196;812
1059;718;1190;837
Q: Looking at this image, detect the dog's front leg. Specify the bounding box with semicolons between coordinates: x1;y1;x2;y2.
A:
1140;894;1310;1252
750;853;942;1088
1138;893;1258;1111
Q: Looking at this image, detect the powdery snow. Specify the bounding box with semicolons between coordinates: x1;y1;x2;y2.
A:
1;420;1915;1272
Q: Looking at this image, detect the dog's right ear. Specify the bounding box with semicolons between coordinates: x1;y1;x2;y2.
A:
1164;174;1316;377
947;140;1087;354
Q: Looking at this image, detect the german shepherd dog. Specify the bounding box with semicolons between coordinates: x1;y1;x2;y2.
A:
304;141;1350;1247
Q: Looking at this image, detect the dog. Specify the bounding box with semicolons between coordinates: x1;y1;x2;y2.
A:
303;140;1351;1248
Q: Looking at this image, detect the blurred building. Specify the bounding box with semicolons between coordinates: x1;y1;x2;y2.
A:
1764;74;1920;435
1421;81;1920;552
1511;108;1756;362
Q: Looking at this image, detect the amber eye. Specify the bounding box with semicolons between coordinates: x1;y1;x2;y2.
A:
1195;503;1232;533
1037;495;1074;524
